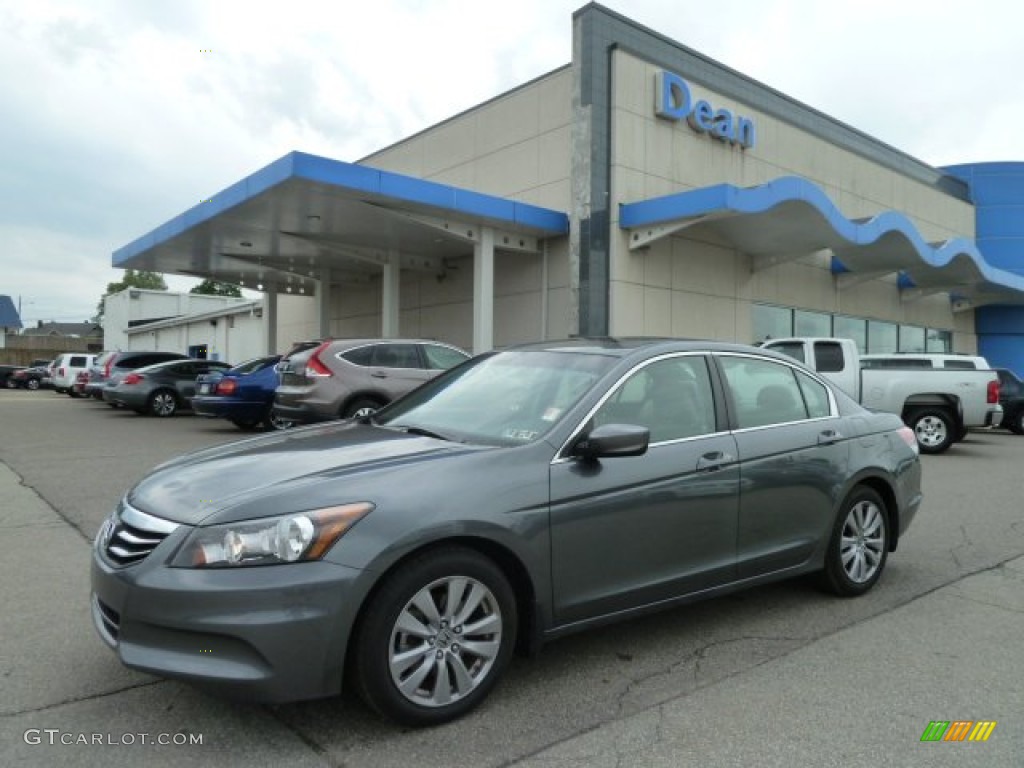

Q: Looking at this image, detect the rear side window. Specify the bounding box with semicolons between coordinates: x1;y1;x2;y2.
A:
341;346;374;366
719;356;809;429
371;344;420;369
796;370;831;418
422;344;469;370
942;359;978;370
70;356;88;367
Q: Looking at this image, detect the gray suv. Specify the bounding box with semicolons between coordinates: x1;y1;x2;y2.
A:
272;339;470;423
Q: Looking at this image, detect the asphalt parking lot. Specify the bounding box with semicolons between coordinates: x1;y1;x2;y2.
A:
1;388;1022;767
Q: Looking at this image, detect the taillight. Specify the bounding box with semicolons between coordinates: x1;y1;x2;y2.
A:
59;367;65;377
216;378;238;395
123;373;144;385
104;356;116;378
987;379;1000;404
897;425;919;455
305;342;334;378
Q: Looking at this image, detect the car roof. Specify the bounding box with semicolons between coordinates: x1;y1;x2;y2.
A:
503;337;770;358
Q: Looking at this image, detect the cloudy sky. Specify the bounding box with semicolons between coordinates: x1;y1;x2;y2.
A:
2;0;1022;327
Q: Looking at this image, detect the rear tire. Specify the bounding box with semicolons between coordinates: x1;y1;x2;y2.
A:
148;390;178;417
1010;410;1024;436
27;379;41;391
906;408;955;454
822;486;889;597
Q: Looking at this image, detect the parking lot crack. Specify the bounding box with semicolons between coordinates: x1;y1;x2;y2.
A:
0;680;165;717
613;633;805;719
262;706;344;768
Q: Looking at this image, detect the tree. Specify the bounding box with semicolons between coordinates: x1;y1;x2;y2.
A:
94;269;168;322
189;279;242;297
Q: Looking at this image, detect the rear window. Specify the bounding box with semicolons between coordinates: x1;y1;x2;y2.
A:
942;359;979;370
422;344;469;370
812;342;845;373
230;356;279;375
341;346;374;366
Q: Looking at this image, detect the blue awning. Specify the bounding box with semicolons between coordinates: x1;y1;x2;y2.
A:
620;176;1024;308
114;152;569;295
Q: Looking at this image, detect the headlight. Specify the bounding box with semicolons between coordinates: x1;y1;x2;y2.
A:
172;502;373;568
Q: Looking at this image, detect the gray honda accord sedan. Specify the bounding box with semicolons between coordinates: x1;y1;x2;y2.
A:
91;338;922;726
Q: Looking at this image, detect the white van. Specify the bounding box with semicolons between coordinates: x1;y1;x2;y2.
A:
51;353;97;396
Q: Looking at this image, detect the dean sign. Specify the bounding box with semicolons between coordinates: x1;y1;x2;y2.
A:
655;70;756;149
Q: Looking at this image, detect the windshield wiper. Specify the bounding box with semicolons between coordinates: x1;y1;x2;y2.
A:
389;424;452;442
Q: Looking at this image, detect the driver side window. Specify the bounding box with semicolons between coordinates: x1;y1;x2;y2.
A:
594;356;716;443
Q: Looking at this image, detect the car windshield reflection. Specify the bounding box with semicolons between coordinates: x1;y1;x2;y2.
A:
374;350;616;446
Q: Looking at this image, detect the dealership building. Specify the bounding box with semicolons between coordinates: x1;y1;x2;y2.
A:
113;4;1024;372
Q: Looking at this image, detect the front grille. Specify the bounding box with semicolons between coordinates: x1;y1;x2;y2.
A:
92;595;121;644
102;502;179;566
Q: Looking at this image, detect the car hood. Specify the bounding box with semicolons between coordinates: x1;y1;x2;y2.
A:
127;421;480;525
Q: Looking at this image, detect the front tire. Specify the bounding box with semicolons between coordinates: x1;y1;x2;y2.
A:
822;487;889;597
351;547;517;726
906;408;955;454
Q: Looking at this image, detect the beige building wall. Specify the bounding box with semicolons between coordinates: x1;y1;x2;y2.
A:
607;50;979;351
346;68;574;348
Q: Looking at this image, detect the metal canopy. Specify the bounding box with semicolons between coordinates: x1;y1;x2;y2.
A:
113;152;569;296
619;176;1024;310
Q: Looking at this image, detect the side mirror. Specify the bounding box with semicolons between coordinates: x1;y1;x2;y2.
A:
573;423;650;460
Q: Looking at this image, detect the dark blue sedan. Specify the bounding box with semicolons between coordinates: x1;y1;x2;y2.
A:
192;355;291;430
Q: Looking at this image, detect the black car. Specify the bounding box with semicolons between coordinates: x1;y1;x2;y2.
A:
0;364;24;388
995;368;1024;433
91;338;922;726
6;364;51;390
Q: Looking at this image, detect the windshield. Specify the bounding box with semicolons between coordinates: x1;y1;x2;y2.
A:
374;349;617;445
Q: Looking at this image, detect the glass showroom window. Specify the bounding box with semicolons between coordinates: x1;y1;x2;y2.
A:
833;315;867;352
752;304;792;343
794;309;831;337
898;325;926;353
867;320;898;353
926;329;952;353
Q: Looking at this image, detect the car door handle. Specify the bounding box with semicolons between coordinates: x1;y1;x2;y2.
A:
696;451;734;472
818;429;842;445
370;371;388;378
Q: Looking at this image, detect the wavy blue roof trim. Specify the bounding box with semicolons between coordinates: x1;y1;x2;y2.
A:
619;176;1024;294
115;152;569;266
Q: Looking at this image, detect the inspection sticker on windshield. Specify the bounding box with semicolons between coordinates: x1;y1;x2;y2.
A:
542;407;562;422
503;428;538;441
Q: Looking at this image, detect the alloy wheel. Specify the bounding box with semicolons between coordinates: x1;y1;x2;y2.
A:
839;498;885;584
388;575;503;708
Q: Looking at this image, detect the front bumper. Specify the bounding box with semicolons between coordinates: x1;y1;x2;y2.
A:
90;527;368;703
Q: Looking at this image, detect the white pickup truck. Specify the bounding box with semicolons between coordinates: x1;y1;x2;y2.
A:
762;338;1002;454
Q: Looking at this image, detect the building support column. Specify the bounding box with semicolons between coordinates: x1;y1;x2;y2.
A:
316;268;331;339
264;290;277;354
382;251;400;338
473;227;495;354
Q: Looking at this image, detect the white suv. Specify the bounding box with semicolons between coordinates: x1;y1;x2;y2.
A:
51;353;96;396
